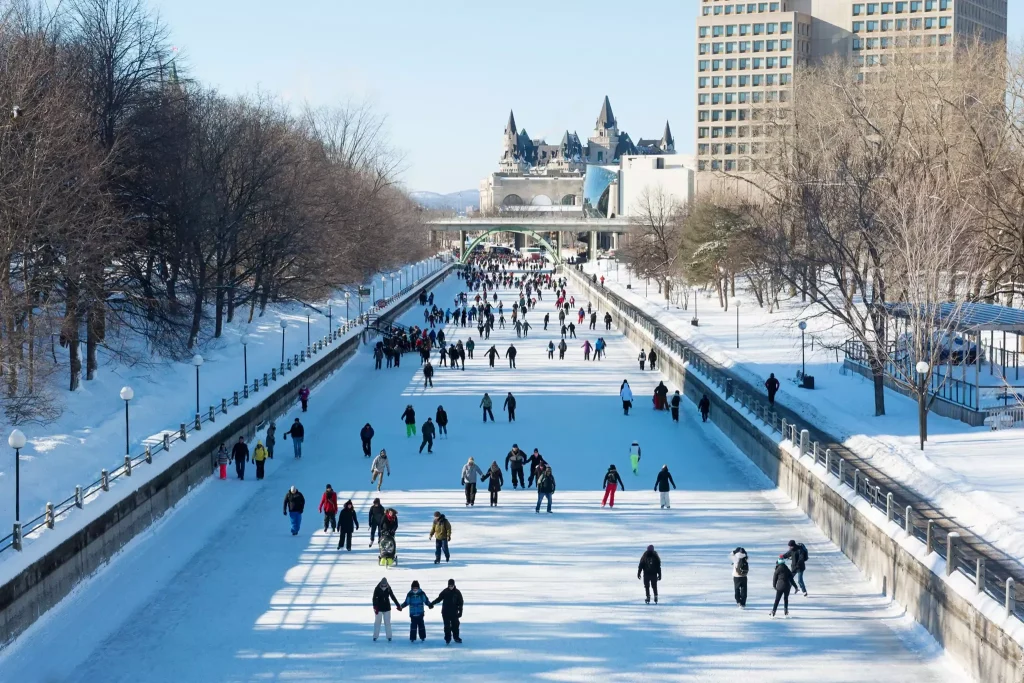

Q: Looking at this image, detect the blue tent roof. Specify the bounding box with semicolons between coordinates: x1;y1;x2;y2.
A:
884;302;1024;333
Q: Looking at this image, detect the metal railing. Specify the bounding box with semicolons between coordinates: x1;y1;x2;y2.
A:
0;259;455;557
565;267;1022;623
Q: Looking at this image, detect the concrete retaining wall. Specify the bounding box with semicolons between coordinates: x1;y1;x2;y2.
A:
0;266;453;648
568;268;1023;683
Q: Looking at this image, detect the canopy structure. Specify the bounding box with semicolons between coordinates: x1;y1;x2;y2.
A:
883;302;1024;334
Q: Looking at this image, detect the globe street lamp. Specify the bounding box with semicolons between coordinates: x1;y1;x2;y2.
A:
191;354;204;417
9;429;26;523
731;298;741;348
241;334;250;385
119;386;134;457
798;321;808;377
279;320;287;363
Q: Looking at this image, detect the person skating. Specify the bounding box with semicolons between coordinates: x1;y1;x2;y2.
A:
401;580;434;642
503;391;517;422
671;391;682;422
337;499;359;550
567;322;576;339
506;344;517;369
435;406;448;439
481;461;504;506
401;405;417;437
466;338;475;359
536;465;556;513
558;339;567;359
266;421;277;459
765;373;780;406
231;436;249;480
770;556;794;618
505;444;527;489
637;544;662;604
372;578;402;641
590;311;598;330
604;312;613;330
648;349;658;372
217;443;229;480
731;547;749;608
429;511;452;563
373;344;384;370
783;539;809;596
653;382;669;411
638;349;647;371
368;497;386;547
522;320;531;337
527;448;547;488
602;464;625;507
299;385;310;412
253;440;268;480
283;418;304;458
543;312;550;330
654;465;676;508
423;361;434;388
547;341;555;359
319;484;338;533
480;393;495;422
418;417;435;453
698;394;711;422
485;345;499;368
283;486;305;535
461;457;483;506
581;339;593;360
361;423;375;457
629;441;642;475
430;579;464;644
620;380;634;415
371;450;390;492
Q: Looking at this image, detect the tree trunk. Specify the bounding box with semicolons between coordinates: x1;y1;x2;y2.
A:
86;301;102;380
918;392;928;449
65;282;81;392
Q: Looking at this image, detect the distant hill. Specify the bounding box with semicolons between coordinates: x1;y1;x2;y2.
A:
409;189;480;212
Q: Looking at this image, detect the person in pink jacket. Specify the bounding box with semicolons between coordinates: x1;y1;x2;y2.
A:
299;385;310;412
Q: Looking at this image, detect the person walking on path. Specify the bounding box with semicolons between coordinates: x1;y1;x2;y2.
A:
784;539;809;596
547;341;555;359
401;581;434;642
506;344;518;369
503;392;517;422
522;320;531;337
371;450;390;492
461;457;483;506
771;556;794;618
231;436;249;480
481;461;504;506
568;322;576;339
505;444;527;489
367;498;385;547
430;579;464;644
536;465;556;513
765;373;781;406
527;449;547;488
638;349;647;371
544;312;550;330
698;394;711;422
629;441;642;475
299;385;310;412
372;578;402;641
485;345;499;368
436;406;448;438
602;464;625;508
253;440;268;480
731;547;749;608
429;511;452;563
423;361;434;388
266;422;277;459
480;393;495;422
284;418;304;458
466;338;475;359
401;405;417;437
319;484;338;533
620;380;634;416
361;423;375;457
558;339;568;359
654;382;669;411
582;339;593;360
671;391;682;422
654;465;676;508
648;350;658;372
283;486;305;535
604;312;613;330
217;443;229;480
638;545;662;604
337;499;359;550
373;344;384;370
419;417;436;453
590;311;597;330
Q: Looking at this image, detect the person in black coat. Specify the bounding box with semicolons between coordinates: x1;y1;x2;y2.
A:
505;344;517;368
505;444;527;489
654;465;677;509
765;373;781;406
503;392;517;422
337;499;360;551
638;545;662;604
419;417;436;453
367;498;386;547
783;539;809;596
430;579;464;644
481;462;504;506
526;449;546;488
423;361;434;388
231;436;249;480
401;405;416;438
670;391;682;422
697;394;711;422
648;349;658;371
360;423;375;457
602;464;625;508
436;406;449;438
771;556;794;617
372;578;402;641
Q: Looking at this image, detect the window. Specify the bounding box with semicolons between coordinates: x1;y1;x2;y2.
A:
925;0;934;9
939;16;948;28
725;92;735;103
739;74;750;85
925;17;935;29
714;25;724;36
910;18;921;29
767;22;777;34
698;160;707;171
738;109;748;121
739;60;750;71
780;39;791;50
752;91;763;103
940;0;948;8
766;57;777;68
939;33;949;46
698;94;709;105
867;37;879;48
780;73;791;84
699;60;710;71
700;43;709;54
712;93;723;104
698;110;710;121
711;160;721;171
853;21;864;32
726;58;737;69
725;110;736;121
866;20;878;31
712;42;723;53
740;40;751;51
739;92;749;103
896;18;907;28
867;3;878;14
699;77;709;87
881;2;892;12
726;76;736;86
781;21;792;33
711;127;723;138
698;127;709;139
770;2;779;10
753;23;764;35
853;3;864;15
738;127;749;137
712;76;723;87
895;1;906;12
698;144;709;155
700;26;710;37
753;39;764;51
712;110;722;121
910;1;921;10
752;57;763;68
765;74;776;85
780;56;790;67
881;19;892;30
727;24;736;35
712;59;722;70
714;4;722;13
726;42;736;53
752;74;763;86
766;39;777;50
711;144;721;155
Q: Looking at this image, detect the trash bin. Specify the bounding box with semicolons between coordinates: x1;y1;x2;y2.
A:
801;375;815;390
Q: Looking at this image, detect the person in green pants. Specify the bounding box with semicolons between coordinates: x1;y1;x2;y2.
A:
401;405;416;437
629;441;642;475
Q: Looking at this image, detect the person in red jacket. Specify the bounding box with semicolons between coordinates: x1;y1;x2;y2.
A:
319;484;338;532
299;385;311;412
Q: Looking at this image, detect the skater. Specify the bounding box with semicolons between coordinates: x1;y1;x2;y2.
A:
337;499;359;550
361;423;375;457
527;448;547;488
698;394;711;422
266;421;277;459
216;443;229;480
506;344;517;369
765;373;780;406
637;545;662;604
401;581;434;642
299;385;310;412
602;464;625;507
784;539;809;596
731;547;749;608
604;312;613;330
582;339;592;360
481;460;504;506
558;339;567;359
368;497;386;546
253;440;268;480
620;380;634;415
654;382;669;411
372;578;402;641
423;361;434;388
503;391;517;422
594;337;605;360
622;441;641;478
547;341;555;359
373;344;384;370
770;556;794;618
653;465;677;508
466;338;475;359
590;311;597;330
522;320;531;337
567;322;576;339
648;349;658;371
461;457;483;506
480;393;495;422
535;464;555;513
543;312;550;330
436;406;448;438
319;484;338;532
638;349;647;371
485;345;499;367
430;579;464;644
283;418;304;458
429;511;452;563
505;443;527;489
231;436;249;480
401;404;417;437
371;450;390;491
419;417;435;453
283;485;305;535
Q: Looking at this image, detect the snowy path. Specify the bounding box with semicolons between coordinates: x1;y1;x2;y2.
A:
0;272;961;682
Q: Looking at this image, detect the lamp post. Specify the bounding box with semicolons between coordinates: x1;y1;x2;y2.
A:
731;298;741;348
798;321;807;377
345;291;350;323
390;274;395;297
328;305;332;333
381;275;386;302
916;361;930;450
191;354;203;417
241;334;250;385
119;386;133;457
306;313;310;346
280;320;287;363
9;429;26;523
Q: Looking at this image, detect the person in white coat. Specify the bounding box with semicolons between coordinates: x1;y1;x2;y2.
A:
371;450;390;492
620;380;634;415
731;547;749;608
461;457;483;507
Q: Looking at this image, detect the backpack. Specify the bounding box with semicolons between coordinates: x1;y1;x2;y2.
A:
736;555;749;577
799;544;809;564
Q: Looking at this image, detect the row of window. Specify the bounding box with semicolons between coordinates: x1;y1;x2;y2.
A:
853;1;951;14
700;21;792;37
698;122;786;140
853;16;950;31
699;39;796;54
854;33;952;49
699;57;795;72
698;159;751;172
699;72;793;88
699;98;790;120
699;89;791;105
698;142;772;155
702;2;782;16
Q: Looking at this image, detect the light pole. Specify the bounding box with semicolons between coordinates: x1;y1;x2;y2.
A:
279;320;287;363
345;291;350;323
916;361;930;450
731;298;741;348
390;274;395;297
798;321;807;377
381;275;386;302
9;429;26;523
191;354;203;417
241;334;250;385
693;288;698;321
119;386;133;457
306;313;311;346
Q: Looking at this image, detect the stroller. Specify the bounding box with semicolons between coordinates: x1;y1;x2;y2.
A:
378;508;399;567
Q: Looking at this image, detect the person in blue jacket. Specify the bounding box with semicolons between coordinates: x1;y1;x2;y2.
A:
400;580;434;642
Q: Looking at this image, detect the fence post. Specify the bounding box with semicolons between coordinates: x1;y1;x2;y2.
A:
263;373;268;387
813;441;819;463
300;350;305;362
180;423;187;441
124;455;132;477
46;502;54;529
75;485;83;508
145;445;152;464
800;430;809;458
1008;578;1016;617
272;368;277;381
976;557;986;593
853;468;861;495
222;398;227;414
946;532;960;576
163;433;171;451
286;358;292;372
195;412;202;431
781;418;788;440
234;391;239;406
12;523;21;551
926;520;935;554
905;506;913;535
886;493;894;522
101;469;109;491
874;485;882;507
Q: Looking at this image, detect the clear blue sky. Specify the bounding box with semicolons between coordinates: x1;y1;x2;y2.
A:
151;0;1023;194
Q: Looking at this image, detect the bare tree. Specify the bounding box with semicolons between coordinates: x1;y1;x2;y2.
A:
619;187;685;303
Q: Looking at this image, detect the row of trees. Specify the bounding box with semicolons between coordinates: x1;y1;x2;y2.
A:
0;1;428;422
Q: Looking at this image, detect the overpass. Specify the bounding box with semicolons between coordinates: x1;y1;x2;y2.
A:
426;216;632;262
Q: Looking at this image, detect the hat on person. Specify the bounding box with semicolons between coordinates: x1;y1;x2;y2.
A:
647;545;655;551
290;486;297;493
447;579;456;587
788;540;796;548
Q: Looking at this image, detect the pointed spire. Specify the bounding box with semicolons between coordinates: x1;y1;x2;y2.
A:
504;110;517;137
596;96;616;129
662;120;674;146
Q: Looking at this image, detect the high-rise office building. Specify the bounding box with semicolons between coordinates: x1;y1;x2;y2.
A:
694;0;1008;178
